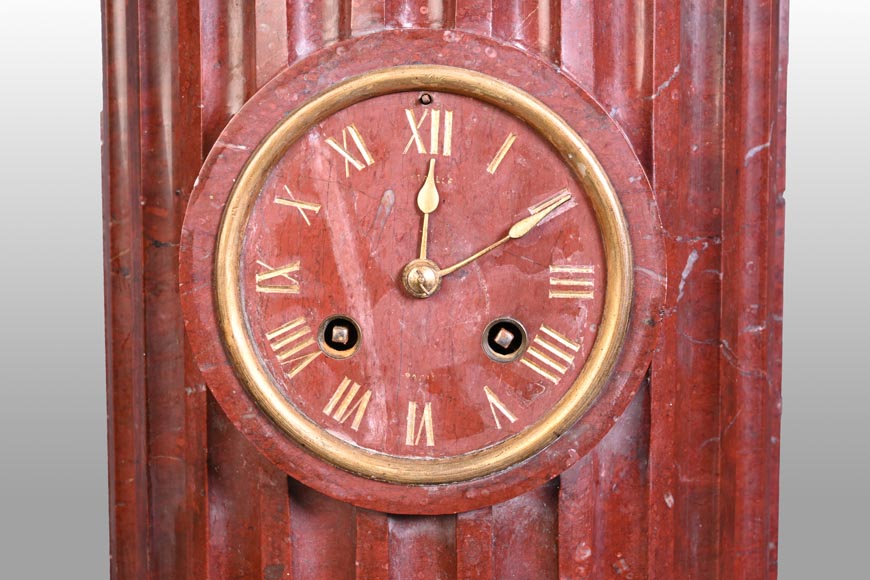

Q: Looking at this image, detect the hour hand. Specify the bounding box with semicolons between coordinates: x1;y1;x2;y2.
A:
416;159;440;260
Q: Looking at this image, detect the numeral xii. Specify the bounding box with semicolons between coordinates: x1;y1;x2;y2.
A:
404;109;453;156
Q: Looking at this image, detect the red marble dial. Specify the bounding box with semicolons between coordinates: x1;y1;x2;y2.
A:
240;90;606;458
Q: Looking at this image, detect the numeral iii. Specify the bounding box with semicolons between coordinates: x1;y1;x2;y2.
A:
549;265;595;300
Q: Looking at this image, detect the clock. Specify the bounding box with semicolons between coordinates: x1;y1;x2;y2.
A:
180;31;664;514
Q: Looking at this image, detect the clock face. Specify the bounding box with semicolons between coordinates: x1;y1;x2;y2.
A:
241;89;607;458
206;65;637;485
182;43;665;510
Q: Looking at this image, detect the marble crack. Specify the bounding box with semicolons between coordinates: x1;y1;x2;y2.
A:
743;122;776;166
647;65;681;100
677;248;700;302
743;323;767;334
743;141;771;165
722;408;743;437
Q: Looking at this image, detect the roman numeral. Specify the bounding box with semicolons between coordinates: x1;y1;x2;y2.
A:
274;185;321;226
486;133;517;174
325;124;375;177
323;377;372;431
403;109;453;157
405;401;435;447
529;189;572;215
519;324;582;384
549;264;595;300
483;386;518;430
265;317;321;380
255;260;301;294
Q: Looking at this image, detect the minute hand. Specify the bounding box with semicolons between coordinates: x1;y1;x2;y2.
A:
437;192;571;277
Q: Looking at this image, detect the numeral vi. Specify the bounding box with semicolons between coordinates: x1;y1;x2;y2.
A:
405;401;435;447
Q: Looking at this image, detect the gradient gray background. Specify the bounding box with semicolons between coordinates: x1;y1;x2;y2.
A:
0;2;866;578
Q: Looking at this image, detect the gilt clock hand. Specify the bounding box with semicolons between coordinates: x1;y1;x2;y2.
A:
416;159;440;260
401;190;570;299
437;191;571;277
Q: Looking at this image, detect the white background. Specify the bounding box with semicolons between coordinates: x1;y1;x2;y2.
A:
0;2;867;577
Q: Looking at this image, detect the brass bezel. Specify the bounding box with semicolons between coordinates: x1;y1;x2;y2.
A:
214;65;633;484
